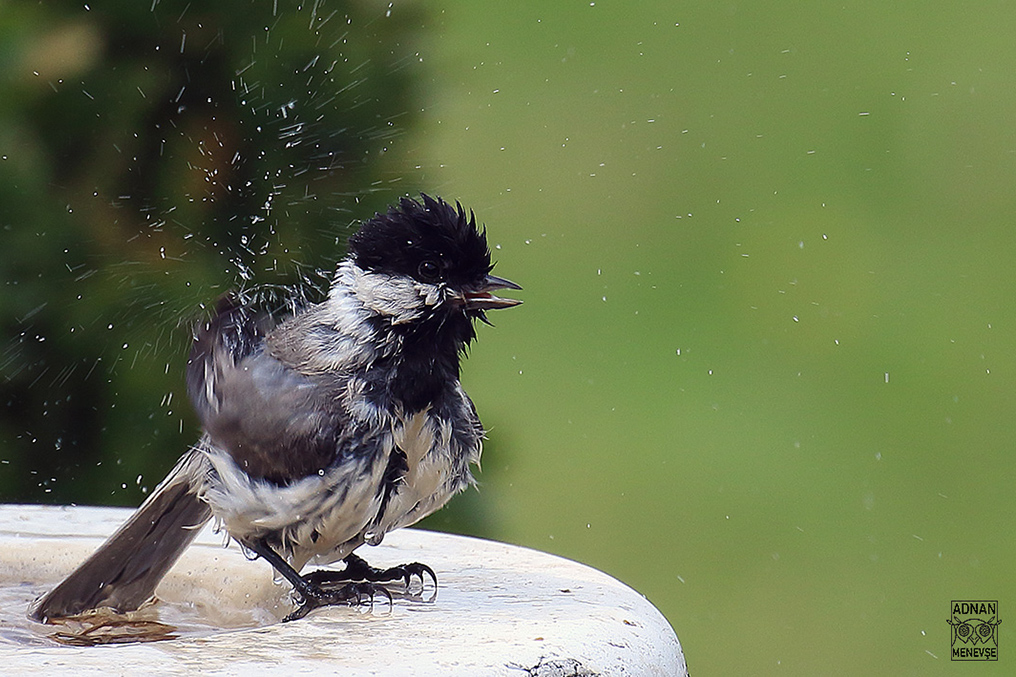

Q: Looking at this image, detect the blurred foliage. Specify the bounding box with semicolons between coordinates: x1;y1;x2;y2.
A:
0;0;425;503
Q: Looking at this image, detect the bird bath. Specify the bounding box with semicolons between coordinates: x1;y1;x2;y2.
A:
0;504;686;675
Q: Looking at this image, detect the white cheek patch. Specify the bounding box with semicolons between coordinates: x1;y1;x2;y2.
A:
339;262;445;324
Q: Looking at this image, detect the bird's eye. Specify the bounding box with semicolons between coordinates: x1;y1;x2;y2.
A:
418;260;442;282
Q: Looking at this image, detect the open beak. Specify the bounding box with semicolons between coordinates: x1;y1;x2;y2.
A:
461;274;522;311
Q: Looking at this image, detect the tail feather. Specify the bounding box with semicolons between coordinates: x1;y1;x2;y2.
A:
30;451;212;622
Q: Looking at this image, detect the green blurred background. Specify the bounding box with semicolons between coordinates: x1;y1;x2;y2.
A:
1;1;1013;674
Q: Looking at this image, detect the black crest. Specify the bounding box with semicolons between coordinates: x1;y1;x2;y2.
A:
349;194;493;288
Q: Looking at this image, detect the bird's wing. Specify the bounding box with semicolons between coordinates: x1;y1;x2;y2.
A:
186;293;362;485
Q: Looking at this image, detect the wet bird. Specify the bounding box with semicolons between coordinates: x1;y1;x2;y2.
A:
31;194;521;622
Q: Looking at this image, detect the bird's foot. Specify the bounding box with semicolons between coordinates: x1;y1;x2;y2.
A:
247;539;433;622
283;581;392;622
283;554;438;621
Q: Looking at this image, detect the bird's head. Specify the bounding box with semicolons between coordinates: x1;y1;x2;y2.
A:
344;195;521;332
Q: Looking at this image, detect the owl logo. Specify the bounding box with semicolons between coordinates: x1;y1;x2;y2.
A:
948;615;1000;646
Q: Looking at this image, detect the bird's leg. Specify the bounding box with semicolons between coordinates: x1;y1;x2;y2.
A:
303;552;438;591
246;539;393;622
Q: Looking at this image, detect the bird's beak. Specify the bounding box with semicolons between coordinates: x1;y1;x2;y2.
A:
461;274;523;311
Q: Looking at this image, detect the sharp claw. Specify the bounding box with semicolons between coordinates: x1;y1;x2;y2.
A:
406;562;437;590
422;564;438;589
375;585;393;610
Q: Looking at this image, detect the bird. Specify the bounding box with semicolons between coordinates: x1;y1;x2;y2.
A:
30;194;521;623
